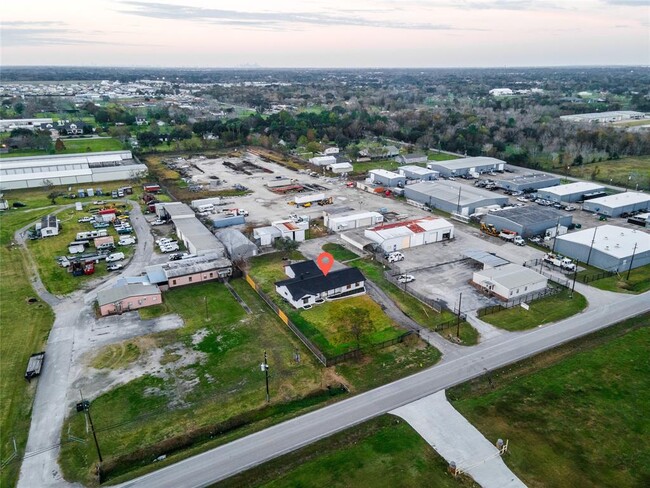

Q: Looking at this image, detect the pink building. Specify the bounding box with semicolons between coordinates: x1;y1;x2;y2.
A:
97;283;162;316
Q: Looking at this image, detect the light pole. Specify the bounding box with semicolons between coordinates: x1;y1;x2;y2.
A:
261;351;270;403
78;390;102;464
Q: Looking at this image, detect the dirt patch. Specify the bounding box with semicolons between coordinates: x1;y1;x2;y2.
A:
322;367;353;392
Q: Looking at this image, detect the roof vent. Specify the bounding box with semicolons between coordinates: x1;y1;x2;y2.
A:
615;244;620;248
605;245;610;250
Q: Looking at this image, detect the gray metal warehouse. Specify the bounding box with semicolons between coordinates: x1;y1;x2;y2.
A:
398;165;438;181
581;192;650;217
494;173;560;192
426;157;505;177
483;206;573;237
368;169;406;187
404;181;508;216
536;182;606;203
554;225;650;271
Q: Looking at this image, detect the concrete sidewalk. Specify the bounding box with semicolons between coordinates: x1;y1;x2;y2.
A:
392;390;526;488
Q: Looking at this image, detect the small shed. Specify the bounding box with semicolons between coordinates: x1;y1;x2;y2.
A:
253;226;282;246
39;215;59;237
215;228;258;261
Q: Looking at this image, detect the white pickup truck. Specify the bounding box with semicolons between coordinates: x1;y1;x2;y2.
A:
543;253;577;272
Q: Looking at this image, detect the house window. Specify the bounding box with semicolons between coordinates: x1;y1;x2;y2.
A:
303;298;309;304
188;277;192;282
346;284;351;289
172;279;177;285
209;272;213;277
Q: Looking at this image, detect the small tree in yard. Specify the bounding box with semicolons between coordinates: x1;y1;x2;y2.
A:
273;237;299;258
336;307;372;351
54;138;66;152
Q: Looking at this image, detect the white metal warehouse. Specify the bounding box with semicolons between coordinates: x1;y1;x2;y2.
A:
398;165;438;181
0;151;147;189
581;192;650;217
554;225;650;271
536;182;606;203
404;181;508;216
494;173;560;192
426;157;505;177
324;211;384;232
364;216;454;252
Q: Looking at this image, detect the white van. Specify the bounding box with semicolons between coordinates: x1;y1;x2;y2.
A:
197;204;215;213
119;236;136;246
386;251;404;263
106;252;125;262
97;242;115;251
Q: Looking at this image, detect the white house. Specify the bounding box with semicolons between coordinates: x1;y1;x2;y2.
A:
275;260;366;309
252;226;282;246
472;263;547;301
323;147;340;155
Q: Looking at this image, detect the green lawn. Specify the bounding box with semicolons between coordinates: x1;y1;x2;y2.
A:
481;289;587;331
0;208;56;488
0;137;124;158
60;280;325;485
292;295;404;356
351;159;402;174
587;264;650;294
452;315;650;488
322;242;359;262
428;152;460;161
218;415;478;488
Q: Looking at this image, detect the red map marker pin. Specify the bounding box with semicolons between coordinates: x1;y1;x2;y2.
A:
316;252;334;276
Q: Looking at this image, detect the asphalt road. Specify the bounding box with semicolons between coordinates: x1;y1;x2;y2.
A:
121;291;650;488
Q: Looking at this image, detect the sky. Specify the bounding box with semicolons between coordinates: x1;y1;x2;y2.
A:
1;0;649;68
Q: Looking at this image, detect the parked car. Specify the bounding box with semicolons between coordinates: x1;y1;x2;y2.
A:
93;222;109;229
151;219;167;226
106;252;125;262
160;243;180;253
397;274;415;284
107;263;124;271
12;202;27;208
78;217;94;223
386;251;405;263
513;236;526;246
119;236;136;245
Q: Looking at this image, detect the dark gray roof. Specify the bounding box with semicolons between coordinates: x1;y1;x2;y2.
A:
464;250;509;268
276;266;365;301
489;206;568;225
41;215;57;228
286;260;321;278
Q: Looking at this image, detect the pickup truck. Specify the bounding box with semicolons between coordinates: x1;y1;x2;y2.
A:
543;253;577;272
513;236;526;246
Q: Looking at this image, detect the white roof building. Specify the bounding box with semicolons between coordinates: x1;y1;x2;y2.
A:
309;155;337;166
364;216;454;252
582;192;650;217
555;225;650;271
473;263;548;301
537;182;606;203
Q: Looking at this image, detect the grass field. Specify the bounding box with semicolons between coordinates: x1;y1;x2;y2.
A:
481;289;587;331
294;295;404;356
218;415;478;488
566;156;650;190
322;242;359;262
0;208;56;488
27;206;135;295
60;280;326;485
0;137;124;159
587;263;650;294
451;315;650;488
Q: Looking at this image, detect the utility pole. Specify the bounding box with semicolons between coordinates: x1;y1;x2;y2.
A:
551;217;561;253
261;351;270;403
456;186;462;215
204;296;208;321
570;266;577;298
79;390;102;464
626;243;638;281
456;292;462;338
585;226;598;266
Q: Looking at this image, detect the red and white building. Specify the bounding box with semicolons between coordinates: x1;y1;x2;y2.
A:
363;216;454;252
